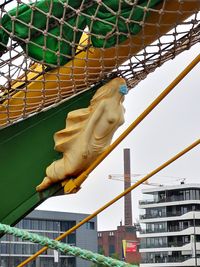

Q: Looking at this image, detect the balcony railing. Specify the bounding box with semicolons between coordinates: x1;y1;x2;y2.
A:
140;211;182;220
140;225;194;234
139;209;200;220
139;196;200;205
141;256;191;264
140;241;190;249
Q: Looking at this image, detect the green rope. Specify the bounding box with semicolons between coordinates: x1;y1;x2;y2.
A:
0;223;138;267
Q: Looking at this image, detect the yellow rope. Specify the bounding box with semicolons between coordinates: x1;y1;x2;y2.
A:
18;139;200;267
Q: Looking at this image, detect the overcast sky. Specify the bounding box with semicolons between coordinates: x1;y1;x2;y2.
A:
37;44;200;231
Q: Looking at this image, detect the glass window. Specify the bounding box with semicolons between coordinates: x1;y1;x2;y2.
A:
196;190;200;200
109;244;115;255
184;190;190;200
38;220;43;230
16;244;22;254
60;221;76;231
46;248;54;255
154;238;159;246
0;243;7;254
159;192;166;202
53;221;59;231
15;221;23;228
183;235;190;243
41;220;47;230
86;221;95;230
181;206;188;214
0;234;9;241
61;257;76;267
153;193;159;202
68;233;76;244
46;221;54;231
146;238;150;248
39;257;55;267
191;190;196;200
22;219;31;229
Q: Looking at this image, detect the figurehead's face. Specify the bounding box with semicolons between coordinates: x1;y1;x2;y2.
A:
91;77;128;106
108;78;128;96
109;78;128;103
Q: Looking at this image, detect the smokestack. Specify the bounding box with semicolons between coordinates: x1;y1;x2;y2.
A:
124;148;133;226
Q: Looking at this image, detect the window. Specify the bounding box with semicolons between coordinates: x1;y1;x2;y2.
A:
22;219;32;229
126;226;135;233
191;190;196;200
196;190;200;200
39;257;55;266
46;221;54;231
146;238;151;248
98;245;103;253
38;220;47;230
0;234;10;241
0;243;7;254
159;192;166;202
109;244;115;255
60;221;76;231
184;190;190;200
181;206;188;214
61;257;76;267
145;237;167;248
68;233;76;244
183;235;190;243
86;221;95;230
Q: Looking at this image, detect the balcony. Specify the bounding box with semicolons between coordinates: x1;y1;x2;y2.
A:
140;211;182;220
140;225;192;234
139;196;200;205
140;241;190;249
141;255;191;264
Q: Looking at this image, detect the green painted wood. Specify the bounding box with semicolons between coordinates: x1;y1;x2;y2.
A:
0;85;99;226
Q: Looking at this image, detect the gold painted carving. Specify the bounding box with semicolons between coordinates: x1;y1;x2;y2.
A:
36;77;128;191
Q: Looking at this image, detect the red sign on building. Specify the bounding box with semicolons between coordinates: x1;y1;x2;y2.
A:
126;241;137;253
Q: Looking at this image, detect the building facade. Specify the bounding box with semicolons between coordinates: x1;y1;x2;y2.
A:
139;183;200;267
98;224;140;264
0;210;97;267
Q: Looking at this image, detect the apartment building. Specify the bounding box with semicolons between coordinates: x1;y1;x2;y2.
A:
139;183;200;267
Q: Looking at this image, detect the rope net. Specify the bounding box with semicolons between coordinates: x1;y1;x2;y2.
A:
0;0;199;127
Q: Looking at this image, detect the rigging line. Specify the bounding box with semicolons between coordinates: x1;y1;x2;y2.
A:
18;138;200;267
0;0;13;8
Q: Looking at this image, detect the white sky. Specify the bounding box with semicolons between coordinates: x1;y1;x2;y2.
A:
38;44;200;231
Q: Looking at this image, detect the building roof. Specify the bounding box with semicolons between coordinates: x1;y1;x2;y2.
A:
26;209;96;222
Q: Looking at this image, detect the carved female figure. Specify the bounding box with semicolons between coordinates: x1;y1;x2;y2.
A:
36;77;128;191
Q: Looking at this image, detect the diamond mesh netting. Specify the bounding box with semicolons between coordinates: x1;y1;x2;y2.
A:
0;0;199;127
